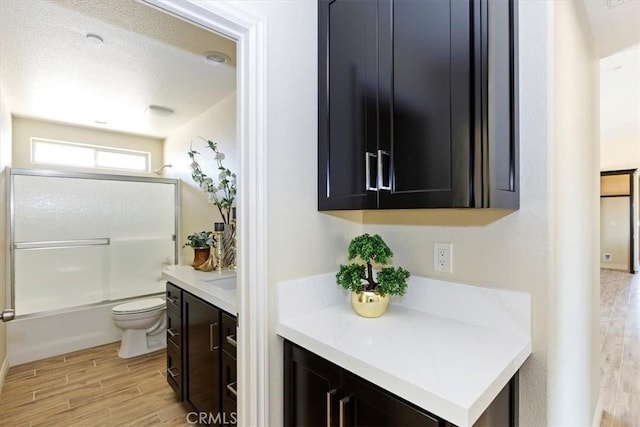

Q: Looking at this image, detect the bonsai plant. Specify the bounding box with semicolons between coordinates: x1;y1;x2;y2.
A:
184;231;215;270
336;233;410;318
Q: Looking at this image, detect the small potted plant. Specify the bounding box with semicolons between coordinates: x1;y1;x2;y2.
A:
184;231;215;269
336;234;410;318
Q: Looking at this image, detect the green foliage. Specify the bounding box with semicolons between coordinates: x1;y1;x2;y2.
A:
336;233;410;297
347;233;393;264
376;267;410;296
183;231;215;248
188;137;237;224
336;264;366;293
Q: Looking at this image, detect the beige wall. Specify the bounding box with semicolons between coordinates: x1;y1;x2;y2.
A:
600;197;630;270
0;85;12;391
11;117;164;176
601;135;640;171
163;92;237;266
550;1;601;425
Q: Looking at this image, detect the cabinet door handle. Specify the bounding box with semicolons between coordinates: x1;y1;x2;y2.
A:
226;334;237;348
365;152;378;191
167;367;180;379
209;323;219;351
377;150;391;191
326;388;338;427
339;395;351;427
167;328;180;338
227;382;238;397
166;296;178;305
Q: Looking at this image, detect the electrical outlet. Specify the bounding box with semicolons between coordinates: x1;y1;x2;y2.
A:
434;243;453;273
604;253;612;261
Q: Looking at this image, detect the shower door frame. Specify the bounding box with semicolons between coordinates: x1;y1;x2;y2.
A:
7;167;181;316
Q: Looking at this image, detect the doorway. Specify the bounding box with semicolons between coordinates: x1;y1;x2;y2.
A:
600;169;637;273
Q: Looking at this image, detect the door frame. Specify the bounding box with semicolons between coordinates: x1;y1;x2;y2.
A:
600;169;637;273
142;1;268;425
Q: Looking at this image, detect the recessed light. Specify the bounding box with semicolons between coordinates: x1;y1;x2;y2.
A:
203;51;230;65
86;33;104;44
614;65;623;71
95;119;107;125
146;105;175;118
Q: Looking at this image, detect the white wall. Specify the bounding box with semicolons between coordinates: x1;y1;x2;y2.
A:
549;1;601;425
219;1;363;425
0;85;13;391
163;92;237;265
11;117;164;175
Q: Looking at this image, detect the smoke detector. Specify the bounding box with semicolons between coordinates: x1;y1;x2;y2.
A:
607;0;630;9
203;51;230;65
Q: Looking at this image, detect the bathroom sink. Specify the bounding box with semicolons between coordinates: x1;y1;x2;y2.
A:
203;277;236;291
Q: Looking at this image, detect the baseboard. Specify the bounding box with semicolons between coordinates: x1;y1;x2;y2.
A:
0;356;9;395
600;263;628;271
592;395;603;427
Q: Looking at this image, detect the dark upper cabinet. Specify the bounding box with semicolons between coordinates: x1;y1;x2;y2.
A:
318;0;519;210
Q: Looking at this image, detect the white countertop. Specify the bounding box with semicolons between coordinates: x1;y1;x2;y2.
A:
276;273;531;427
162;265;237;315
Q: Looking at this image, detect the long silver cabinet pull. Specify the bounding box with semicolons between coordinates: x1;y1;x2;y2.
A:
326;388;338;427
365;152;378;191
339;396;351;427
226;334;237;348
377;150;391;191
209;323;219;351
166;296;178;305
167;367;180;379
227;382;238;397
167;328;180;338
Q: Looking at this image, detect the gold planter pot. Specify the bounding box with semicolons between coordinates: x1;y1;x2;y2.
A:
351;291;390;318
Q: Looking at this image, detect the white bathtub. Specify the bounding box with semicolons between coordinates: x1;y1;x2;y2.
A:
7;295;163;366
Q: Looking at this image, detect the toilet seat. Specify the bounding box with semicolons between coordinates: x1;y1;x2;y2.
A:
112;298;165;315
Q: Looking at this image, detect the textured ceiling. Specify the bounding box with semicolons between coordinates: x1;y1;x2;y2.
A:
0;0;236;138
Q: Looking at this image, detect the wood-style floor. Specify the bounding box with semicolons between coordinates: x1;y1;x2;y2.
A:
600;269;640;427
0;342;190;426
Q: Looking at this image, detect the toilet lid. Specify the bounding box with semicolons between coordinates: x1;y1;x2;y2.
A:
112;297;165;314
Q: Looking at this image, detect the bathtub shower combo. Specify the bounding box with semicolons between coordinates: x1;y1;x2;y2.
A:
8;169;179;363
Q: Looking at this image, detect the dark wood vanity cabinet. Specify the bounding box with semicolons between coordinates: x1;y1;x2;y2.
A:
166;282;237;424
284;340;517;427
318;0;519;210
183;292;222;416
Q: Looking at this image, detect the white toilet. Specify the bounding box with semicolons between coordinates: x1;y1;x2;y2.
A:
111;297;167;358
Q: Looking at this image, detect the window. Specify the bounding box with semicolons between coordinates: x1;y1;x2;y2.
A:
31;138;150;172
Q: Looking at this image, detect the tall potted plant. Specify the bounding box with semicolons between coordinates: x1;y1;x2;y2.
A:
336;234;410;318
188;137;237;267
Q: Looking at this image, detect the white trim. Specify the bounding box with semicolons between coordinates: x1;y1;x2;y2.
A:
592;395;603;427
141;1;268;425
0;356;9;394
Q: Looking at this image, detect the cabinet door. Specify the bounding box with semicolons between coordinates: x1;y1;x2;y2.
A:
284;341;341;427
183;292;221;416
378;0;473;208
340;372;441;427
318;0;379;211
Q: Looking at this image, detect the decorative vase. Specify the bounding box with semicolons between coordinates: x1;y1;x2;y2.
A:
220;223;236;269
351;291;390;318
192;247;211;269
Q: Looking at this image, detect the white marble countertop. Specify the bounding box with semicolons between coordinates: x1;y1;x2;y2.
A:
276;273;532;427
161;265;237;315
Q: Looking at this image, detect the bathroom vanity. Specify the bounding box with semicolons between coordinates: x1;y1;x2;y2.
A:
162;267;237;420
